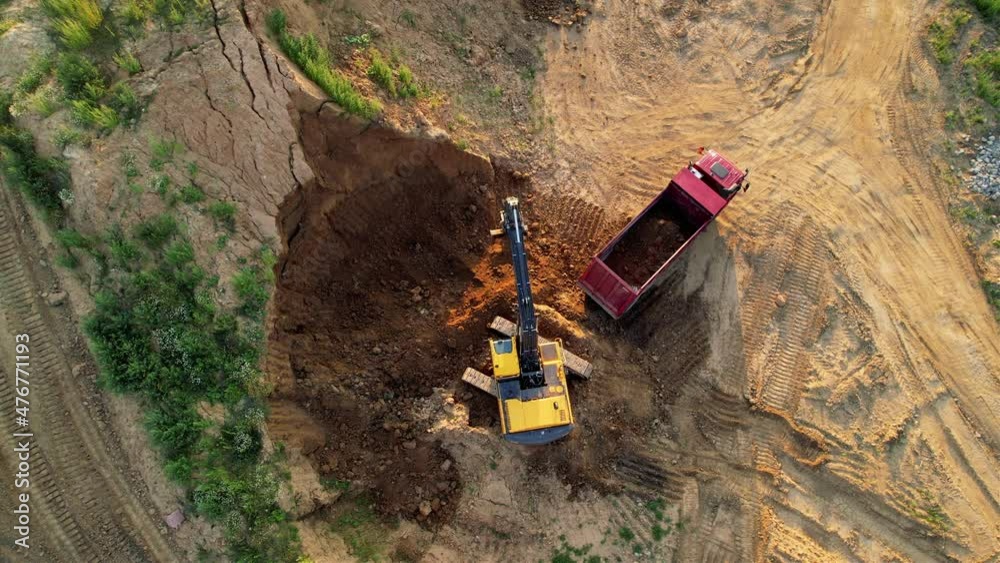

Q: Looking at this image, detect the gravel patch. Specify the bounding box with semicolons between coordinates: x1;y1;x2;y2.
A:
969;134;1000;199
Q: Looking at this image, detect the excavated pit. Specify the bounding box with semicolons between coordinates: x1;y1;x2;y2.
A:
266;108;719;522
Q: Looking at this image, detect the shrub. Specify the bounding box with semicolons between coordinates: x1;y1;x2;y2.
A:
106;224;143;268
109;82;142;123
178;184;204;204
56;54;105;101
397;64;418;98
165;240;195;266
15;55;54;95
0;18;16;36
71;100;119;131
233;266;270;318
43;0;104;50
367;50;396;96
55;252;79;269
0;125;69;216
54;126;84;149
970;0;1000;18
967;49;1000;107
114;51;142;74
207;201;236;230
267;9;382;119
134;213;179;248
150;137;184;169
56;228;92;249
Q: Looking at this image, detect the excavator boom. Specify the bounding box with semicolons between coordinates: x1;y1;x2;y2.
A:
501;198;542;386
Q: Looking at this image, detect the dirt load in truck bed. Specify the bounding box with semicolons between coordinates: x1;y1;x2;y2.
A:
603;199;693;287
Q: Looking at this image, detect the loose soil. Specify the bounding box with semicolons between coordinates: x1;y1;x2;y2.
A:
604;201;692;287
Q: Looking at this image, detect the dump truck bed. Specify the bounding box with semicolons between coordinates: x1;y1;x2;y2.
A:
579;150;746;318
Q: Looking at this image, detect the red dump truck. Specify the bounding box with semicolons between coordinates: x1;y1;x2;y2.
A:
579;149;748;319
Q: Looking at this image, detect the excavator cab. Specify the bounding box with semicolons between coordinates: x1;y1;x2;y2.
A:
461;197;588;445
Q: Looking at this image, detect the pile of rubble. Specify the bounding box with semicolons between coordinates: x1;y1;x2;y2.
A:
969;135;1000;199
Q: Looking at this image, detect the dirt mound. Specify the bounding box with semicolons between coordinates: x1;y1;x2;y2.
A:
522;0;589;24
605;202;692;287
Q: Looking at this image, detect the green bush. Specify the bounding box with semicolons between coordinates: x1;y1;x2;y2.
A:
114;51;142;74
267;9;382;119
134;213;179;248
110;82;142;123
149;137;183;169
165;240;195;266
43;0;104;50
56;54;105;101
106;224;142;268
967;49;1000;106
56;228;92;249
71;100;119;131
985;280;1000;319
397;64;418;98
207;201;236;230
54;127;85;150
970;0;1000;18
15;54;54;95
0;125;69;216
177;184;204;204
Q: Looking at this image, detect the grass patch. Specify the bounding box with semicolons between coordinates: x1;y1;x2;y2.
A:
367;49;396;96
114;50;142;74
984;280;1000;319
207;200;237;230
970;0;1000;19
967;48;1000;106
0;18;16;36
266;9;381;119
42;0;104;50
150;137;184;170
399;9;417;28
550;537;598;563
330;494;385;562
618;526;634;542
906;490;952;533
177;183;205;204
929;9;971;65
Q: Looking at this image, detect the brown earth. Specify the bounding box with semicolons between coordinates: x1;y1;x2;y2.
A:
605;202;692;287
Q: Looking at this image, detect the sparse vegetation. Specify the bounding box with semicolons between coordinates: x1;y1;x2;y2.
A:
0;91;70;218
207;200;237;230
967;48;1000;106
984;280;1000;318
330;494;385;562
266;9;381;119
367;49;396;96
929;9;971;65
400;9;417;28
0;18;16;36
114;50;142;74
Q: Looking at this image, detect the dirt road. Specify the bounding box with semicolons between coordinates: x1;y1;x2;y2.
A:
540;0;1000;560
0;189;178;562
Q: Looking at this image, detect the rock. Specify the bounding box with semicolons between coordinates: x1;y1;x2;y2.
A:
46;291;67;307
373;346;382;355
403;440;417;450
164;509;185;529
441;459;452;471
71;363;85;378
419;500;433;516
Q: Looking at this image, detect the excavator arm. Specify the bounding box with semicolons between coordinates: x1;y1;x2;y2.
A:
500;197;544;388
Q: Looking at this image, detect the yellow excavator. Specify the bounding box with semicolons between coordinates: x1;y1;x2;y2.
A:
462;197;593;445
